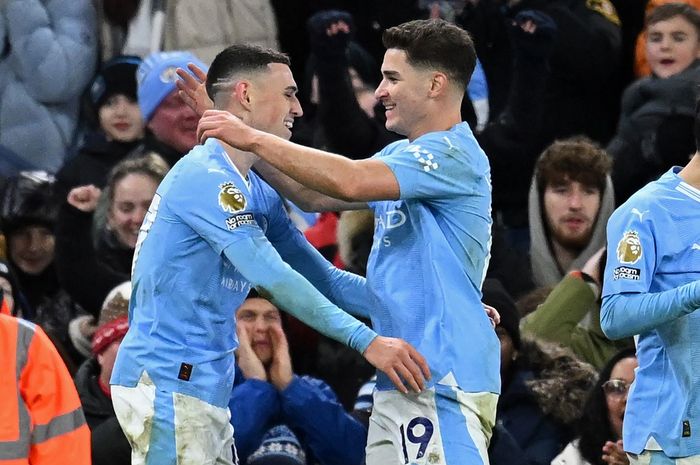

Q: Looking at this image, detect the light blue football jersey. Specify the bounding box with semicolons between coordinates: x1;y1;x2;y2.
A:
111;139;375;407
603;167;700;456
367;122;500;394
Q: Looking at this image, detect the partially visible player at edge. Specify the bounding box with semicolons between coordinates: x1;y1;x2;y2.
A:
110;44;429;465
194;19;500;465
601;98;700;464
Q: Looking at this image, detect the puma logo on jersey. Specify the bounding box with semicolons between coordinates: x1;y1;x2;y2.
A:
631;208;648;221
692;243;700;251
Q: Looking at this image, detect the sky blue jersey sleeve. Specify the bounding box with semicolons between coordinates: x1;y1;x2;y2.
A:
601;283;700;339
264;189;373;319
377;128;488;201
601;202;700;339
166;162;261;256
222;232;377;354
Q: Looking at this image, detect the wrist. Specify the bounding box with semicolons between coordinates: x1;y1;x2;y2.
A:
273;373;294;391
249;129;269;154
569;270;601;300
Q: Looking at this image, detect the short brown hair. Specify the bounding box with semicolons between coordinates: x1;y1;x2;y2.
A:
646;3;700;36
382;19;475;91
535;137;612;194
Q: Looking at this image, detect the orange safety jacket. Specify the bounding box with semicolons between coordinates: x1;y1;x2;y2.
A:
0;314;90;464
0;298;9;315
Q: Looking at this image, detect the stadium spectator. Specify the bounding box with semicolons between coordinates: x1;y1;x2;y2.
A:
0;171;87;371
55;55;145;203
0;0;97;172
55;153;167;317
229;291;368;465
0;312;91;464
522;248;634;370
608;2;700;204
528;137;615;288
552;348;637;465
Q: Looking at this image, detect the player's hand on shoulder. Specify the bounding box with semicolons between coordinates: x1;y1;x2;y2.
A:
363;336;431;394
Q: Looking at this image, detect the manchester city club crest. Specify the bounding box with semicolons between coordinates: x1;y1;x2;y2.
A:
218;182;246;213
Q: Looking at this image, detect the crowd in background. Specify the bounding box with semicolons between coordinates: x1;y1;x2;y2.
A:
1;0;699;464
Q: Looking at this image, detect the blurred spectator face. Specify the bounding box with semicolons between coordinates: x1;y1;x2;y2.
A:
646;15;700;78
147;91;199;153
543;179;601;249
236;297;283;365
248;64;303;141
375;49;430;140
0;277;14;313
108;173;158;249
603;356;637;439
8;226;55;275
97;340;122;386
496;326;516;379
99;94;145;143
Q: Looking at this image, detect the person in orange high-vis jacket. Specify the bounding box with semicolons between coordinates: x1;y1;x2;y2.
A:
0;313;90;464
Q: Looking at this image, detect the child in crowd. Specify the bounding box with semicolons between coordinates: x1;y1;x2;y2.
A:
55;56;145;202
608;3;700;203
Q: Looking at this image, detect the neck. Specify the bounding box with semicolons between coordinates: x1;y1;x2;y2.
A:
678;153;700;189
407;103;462;142
219;140;257;177
550;239;579;274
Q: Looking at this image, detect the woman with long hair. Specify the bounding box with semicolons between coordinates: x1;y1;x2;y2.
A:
552;348;637;465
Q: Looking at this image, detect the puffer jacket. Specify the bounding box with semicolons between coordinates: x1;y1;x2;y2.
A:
0;0;97;172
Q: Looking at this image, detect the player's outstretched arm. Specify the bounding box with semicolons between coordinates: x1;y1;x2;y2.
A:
222;234;428;393
254;161;369;212
197;110;400;202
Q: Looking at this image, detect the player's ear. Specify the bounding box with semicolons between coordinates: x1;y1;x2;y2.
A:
427;72;448;98
233;81;253;111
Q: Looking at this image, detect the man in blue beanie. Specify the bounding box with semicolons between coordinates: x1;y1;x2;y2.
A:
136;51;208;167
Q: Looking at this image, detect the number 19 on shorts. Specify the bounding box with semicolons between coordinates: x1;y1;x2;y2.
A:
400;417;435;464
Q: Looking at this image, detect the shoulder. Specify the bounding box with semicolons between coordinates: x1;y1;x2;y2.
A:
170;144;241;189
614;177;673;220
405;125;485;164
376;139;409;158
